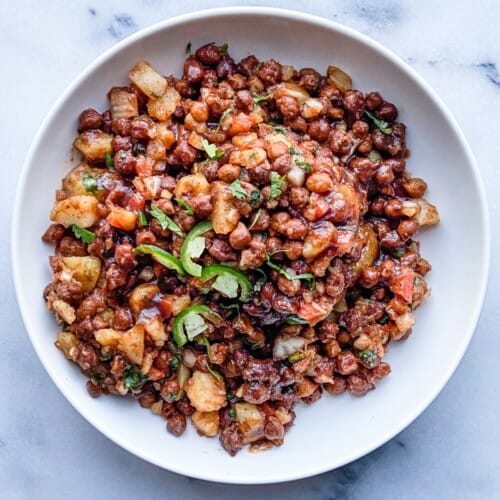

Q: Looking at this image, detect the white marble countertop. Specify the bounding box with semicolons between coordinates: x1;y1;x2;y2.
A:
2;1;499;498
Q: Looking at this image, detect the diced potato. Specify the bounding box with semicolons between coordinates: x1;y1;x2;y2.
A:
94;328;121;347
143;315;167;346
302;98;324;119
210;181;241;234
274;407;293;426
55;331;78;359
155;123;176;149
229;147;266;169
129;284;160;316
107;207;137;231
50;195;99;228
185;370;226;412
109;87;139;119
413;198;440;226
273;82;310;104
191;411;220;437
119;324;145;365
147;86;181;121
327;65;352;92
171;294;191;316
352;224;379;274
394;311;416;338
62;256;101;292
174;173;210;199
188;131;204;150
296;376;318;398
235;403;265;444
303;221;337;260
51;299;76;324
232;132;258;149
62;164;95;196
128;60;167;99
73;130;113;163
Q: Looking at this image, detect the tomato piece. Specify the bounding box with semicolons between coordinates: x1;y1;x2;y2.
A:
127;192;145;211
158;298;174;319
106;207;137;231
297;301;328;326
388;268;414;303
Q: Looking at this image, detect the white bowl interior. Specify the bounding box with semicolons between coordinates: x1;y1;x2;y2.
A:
12;8;488;484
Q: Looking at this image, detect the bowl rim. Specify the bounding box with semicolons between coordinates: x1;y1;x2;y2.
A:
11;6;491;484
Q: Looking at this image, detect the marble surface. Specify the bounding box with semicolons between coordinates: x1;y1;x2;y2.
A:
2;0;499;498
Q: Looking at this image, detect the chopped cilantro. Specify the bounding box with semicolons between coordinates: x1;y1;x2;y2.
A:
294;160;312;173
269;171;285;200
201;138;224;160
253;93;273;105
289;146;301;155
123;365;149;392
175;197;195;215
219;42;229;55
229;179;247;200
170;354;182;371
284;315;309;325
90;372;102;385
82;171;98;195
185;41;192;55
150;203;184;237
378;313;390;325
364;110;393;135
71;224;96;244
104;152;114;169
359;349;379;369
266;254;315;289
228;408;236;420
249;190;262;206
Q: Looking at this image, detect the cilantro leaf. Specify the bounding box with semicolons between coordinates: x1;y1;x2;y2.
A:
123;365;149;392
71;224;96;244
248;209;262;230
150;203;184;237
266;254;315;288
219;42;229;55
284;315;309;325
201;138;224;160
175;197;194;215
104;152;114;170
249;190;262;206
269;171;285;200
170;354;182;371
294;160;312;173
229;179;247;200
82;171;98;195
253;93;273;105
185;41;192;55
288;146;301;155
364;110;393;135
215;108;232;133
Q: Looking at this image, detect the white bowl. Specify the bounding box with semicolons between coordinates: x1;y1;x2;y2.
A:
12;7;489;484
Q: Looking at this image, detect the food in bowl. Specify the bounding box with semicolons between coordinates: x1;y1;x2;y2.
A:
42;43;439;455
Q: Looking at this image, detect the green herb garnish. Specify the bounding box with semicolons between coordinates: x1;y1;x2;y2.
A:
201;138;224;160
266;253;315;288
228;408;236;420
170;354;182;371
175;197;194;216
284;315;309;325
226;392;238;404
392;248;405;258
219;43;229;55
269;171;285;200
359;349;379;369
253;93;273;105
82;171;98;195
150;203;184;237
185;41;192;55
249;190;262;206
289;146;301;155
249;209;262;230
295;160;312;173
123;365;149;392
90;372;102;385
229;179;247;200
104;152;114;169
288;351;306;363
71;224;96;244
364;110;393;135
378;313;390;325
215;108;232;133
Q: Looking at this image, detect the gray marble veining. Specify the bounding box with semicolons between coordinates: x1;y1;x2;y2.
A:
2;1;500;499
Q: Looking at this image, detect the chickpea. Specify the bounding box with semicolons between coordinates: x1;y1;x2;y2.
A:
306;172;335;193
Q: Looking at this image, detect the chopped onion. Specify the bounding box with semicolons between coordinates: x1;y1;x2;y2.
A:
287;165;305;186
182;348;197;368
273;335;305;360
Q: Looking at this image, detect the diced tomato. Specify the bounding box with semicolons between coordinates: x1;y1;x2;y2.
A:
135;156;154;177
388;267;414;303
106;207;137;231
147;367;166;381
127;192;146;211
158;298;173;319
335;230;355;256
297;301;328;326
